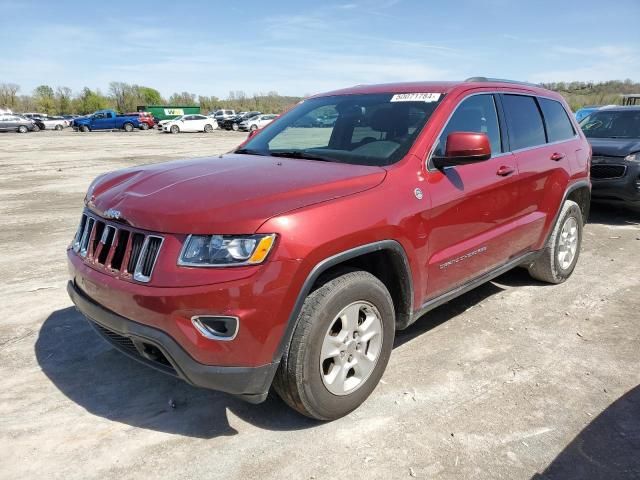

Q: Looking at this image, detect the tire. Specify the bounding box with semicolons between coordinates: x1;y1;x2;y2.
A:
232;123;239;131
18;125;28;133
55;124;63;131
139;123;149;130
80;125;90;132
33;125;40;132
273;270;395;420
170;125;179;134
250;124;258;132
204;124;213;133
123;123;134;132
527;200;583;284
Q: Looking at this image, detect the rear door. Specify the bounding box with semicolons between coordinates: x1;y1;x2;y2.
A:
182;115;197;132
500;94;575;249
193;114;208;131
424;93;524;298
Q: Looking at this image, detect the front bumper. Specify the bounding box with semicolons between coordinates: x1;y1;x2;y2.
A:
591;157;640;203
67;280;277;402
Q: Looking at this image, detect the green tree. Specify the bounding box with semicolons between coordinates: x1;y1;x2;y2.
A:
138;86;163;105
169;91;197;105
33;85;56;114
76;87;109;114
55;86;73;114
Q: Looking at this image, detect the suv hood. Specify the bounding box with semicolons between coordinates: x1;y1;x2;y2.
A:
588;137;640;157
87;154;386;234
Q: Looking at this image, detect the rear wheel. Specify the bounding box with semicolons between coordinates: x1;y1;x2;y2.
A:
123;122;134;132
18;125;28;133
232;123;239;131
139;123;149;130
55;124;63;131
273;270;395;420
33;125;41;132
250;124;258;132
527;200;583;284
170;125;180;134
204;124;213;133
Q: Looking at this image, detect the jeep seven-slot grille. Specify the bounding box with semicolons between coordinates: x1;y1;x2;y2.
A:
72;213;163;283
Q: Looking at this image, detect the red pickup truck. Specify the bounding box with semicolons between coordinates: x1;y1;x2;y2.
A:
67;78;591;420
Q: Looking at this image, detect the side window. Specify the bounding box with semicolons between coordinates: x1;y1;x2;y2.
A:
434;94;502;157
502;95;546;150
539;98;575;142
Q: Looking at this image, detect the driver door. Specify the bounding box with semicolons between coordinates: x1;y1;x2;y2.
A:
423;93;524;299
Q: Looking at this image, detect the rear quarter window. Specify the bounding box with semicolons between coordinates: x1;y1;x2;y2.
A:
502;95;546;150
539;98;575;142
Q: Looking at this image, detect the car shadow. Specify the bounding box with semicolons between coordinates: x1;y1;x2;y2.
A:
34;307;319;439
395;280;505;348
36;270;548;438
588;200;640;226
532;384;640;480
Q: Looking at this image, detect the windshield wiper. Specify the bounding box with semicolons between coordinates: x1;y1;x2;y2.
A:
235;148;269;156
269;150;336;162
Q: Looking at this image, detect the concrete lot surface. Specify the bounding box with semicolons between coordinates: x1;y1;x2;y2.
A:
1;130;639;479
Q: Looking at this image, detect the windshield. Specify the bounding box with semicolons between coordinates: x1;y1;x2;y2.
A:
580;110;640;139
237;93;444;166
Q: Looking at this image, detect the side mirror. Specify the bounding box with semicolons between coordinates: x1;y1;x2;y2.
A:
433;132;492;169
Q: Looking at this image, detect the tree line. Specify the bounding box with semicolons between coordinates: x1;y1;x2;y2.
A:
2;79;639;116
0;81;303;115
540;79;640;111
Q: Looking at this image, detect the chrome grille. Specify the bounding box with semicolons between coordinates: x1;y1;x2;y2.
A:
72;213;163;283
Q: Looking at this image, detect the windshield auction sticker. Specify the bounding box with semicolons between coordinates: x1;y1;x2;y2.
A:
390;93;441;103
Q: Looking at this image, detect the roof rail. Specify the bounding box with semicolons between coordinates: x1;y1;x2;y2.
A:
465;77;540;87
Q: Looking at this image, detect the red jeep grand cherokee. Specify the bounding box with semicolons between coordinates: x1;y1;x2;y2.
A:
67;78;591;420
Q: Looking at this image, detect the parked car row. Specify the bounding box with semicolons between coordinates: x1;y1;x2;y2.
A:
0;112;73;132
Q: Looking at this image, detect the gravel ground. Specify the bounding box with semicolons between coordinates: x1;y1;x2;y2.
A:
1;129;639;480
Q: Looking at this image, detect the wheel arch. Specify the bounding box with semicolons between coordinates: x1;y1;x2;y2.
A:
538;179;591;249
273;240;413;363
566;183;591;224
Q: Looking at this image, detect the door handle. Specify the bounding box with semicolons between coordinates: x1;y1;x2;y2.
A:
496;165;515;176
550;152;565;161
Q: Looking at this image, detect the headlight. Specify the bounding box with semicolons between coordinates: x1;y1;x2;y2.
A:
178;234;276;266
624;153;639;162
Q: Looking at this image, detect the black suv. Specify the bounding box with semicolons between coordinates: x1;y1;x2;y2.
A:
580;107;640;204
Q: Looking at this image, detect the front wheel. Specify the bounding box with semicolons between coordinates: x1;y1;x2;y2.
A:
55;124;63;131
80;125;90;132
527;200;583;284
18;125;28;133
204;124;213;133
250;124;258;132
123;123;134;132
170;125;179;134
273;270;395;420
139;123;149;130
232;123;239;131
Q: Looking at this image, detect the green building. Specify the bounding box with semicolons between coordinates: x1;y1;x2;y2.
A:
136;105;201;120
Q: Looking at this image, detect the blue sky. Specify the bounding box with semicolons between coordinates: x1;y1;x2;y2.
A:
1;0;639;98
